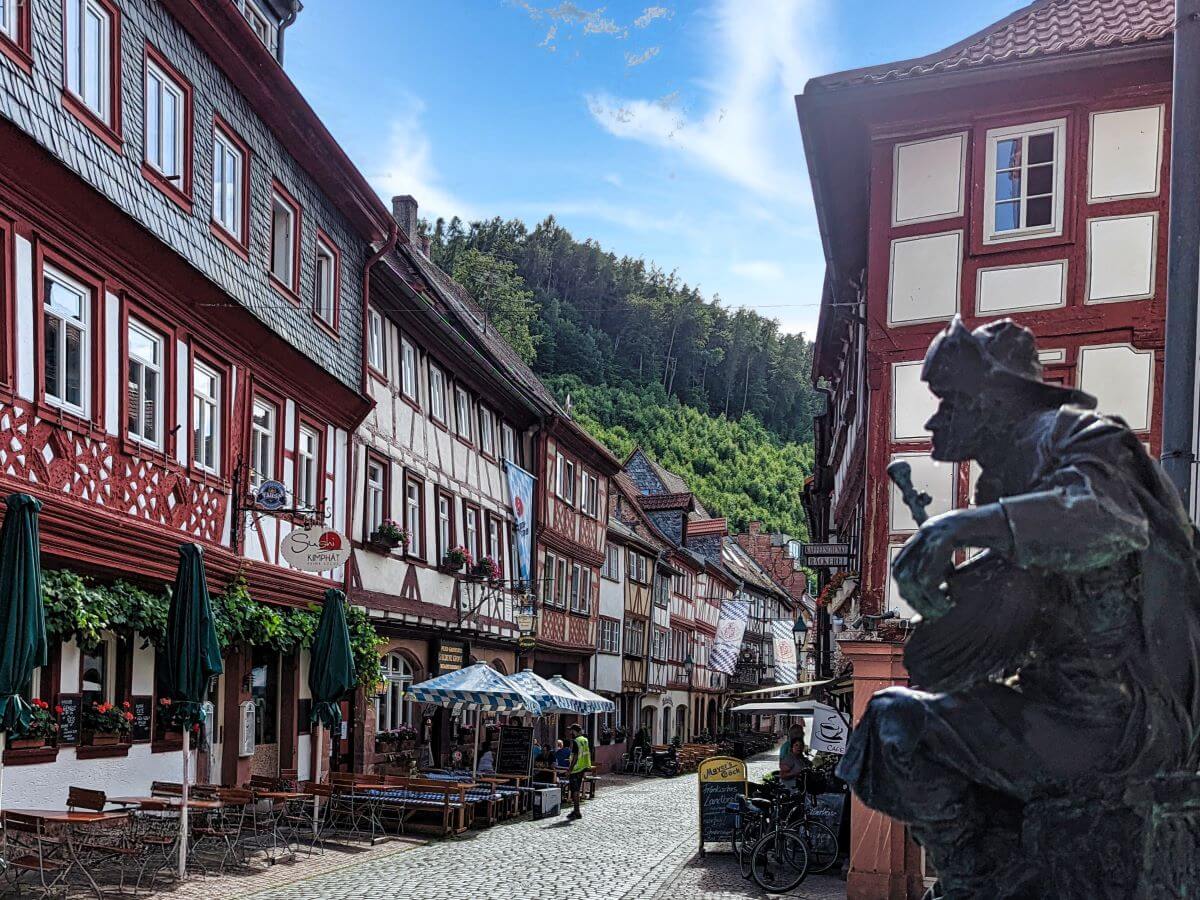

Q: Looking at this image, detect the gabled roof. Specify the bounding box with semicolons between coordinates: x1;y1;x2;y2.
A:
610;472;672;553
689;518;729;538
625;447;712;517
809;0;1172;91
637;492;696;512
721;539;791;603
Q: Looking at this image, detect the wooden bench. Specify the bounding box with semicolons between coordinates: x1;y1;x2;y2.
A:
373;776;472;835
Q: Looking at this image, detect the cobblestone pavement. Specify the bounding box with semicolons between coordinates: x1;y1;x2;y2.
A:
163;756;845;900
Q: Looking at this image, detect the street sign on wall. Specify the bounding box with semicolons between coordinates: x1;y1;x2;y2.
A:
804;555;850;568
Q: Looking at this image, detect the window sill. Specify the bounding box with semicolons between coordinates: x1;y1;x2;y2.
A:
454;435;474;450
400;394;422;414
970;229;1071;258
34;401;104;439
151;737;184;754
269;275;301;306
0;35;32;74
61;91;123;154
211;221;249;260
141;163;193;214
313;312;340;341
368;366;388;386
430;418;449;433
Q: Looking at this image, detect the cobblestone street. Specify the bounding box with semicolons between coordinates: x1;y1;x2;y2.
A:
168;756;845;900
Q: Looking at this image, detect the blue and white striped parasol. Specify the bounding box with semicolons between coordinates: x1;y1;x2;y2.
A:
509;669;593;715
407;662;544;714
549;674;615;714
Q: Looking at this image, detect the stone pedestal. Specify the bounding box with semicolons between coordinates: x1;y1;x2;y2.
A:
840;638;926;900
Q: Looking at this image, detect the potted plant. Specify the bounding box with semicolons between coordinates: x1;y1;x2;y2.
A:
11;699;60;749
369;519;409;553
472;556;503;585
614;726;627;744
82;699;134;745
441;545;471;573
598;724;613;746
396;723;418;747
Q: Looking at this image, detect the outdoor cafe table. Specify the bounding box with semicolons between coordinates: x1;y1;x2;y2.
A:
108;795;225;811
3;808;131;897
247;789;311;861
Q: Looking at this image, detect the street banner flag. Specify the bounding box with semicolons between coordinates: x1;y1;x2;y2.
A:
771;619;797;684
504;461;535;586
710;600;750;675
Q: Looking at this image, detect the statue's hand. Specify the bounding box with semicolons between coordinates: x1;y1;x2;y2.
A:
892;512;960;620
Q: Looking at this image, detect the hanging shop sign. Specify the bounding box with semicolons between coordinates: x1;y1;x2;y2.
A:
254;479;289;511
281;527;351;573
435;639;468;675
505;462;535;586
810;702;850;755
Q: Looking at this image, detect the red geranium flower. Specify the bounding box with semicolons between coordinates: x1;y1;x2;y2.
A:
192;723;200;733
122;701;131;709
124;711;134;722
54;705;63;716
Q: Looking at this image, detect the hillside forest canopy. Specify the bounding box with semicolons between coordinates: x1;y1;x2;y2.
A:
422;215;819;538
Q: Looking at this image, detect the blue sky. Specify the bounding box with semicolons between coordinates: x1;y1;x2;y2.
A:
285;1;1025;338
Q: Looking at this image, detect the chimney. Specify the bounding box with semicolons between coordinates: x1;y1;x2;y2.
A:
748;521;762;536
392;195;419;243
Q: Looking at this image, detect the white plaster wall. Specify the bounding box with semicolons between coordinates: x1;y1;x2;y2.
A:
888;231;962;326
594;652;621;695
892;132;966;225
1078;344;1155;432
1089;105;1163;202
1087;213;1157;303
598;573;623;620
889;453;955;533
4;744;197;810
976;260;1067;314
891;360;938;441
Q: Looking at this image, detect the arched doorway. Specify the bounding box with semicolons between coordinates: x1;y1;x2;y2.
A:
378;650;416;734
708;698;718;734
675;705;688;743
491;658;508;675
640;705;656;741
662;703;673;744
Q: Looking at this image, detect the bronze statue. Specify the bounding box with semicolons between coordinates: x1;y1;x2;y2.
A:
837;318;1200;899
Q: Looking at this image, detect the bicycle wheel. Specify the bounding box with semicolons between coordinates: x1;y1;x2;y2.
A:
738;819;763;879
800;821;839;874
751;830;809;893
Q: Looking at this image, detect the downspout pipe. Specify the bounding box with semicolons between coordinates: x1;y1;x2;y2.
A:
361;220;400;396
1162;0;1200;509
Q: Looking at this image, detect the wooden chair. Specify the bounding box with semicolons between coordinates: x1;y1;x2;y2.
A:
2;812;69;897
150;781;183;797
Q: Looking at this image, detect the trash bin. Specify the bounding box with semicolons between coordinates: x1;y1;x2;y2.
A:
733;740;746;759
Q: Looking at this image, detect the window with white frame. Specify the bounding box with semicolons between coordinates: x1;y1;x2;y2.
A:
479;406;495;456
487;516;502;571
602;544;620;581
556;454;576;505
43;265;90;416
314;238;336;326
984;119;1066;243
501;423;517;464
651;627;669;659
238;0;277;54
296;423;319;508
270;189;297;288
598;619;620;654
541;552;556;605
249;398;276;489
454;386;471;441
581;471;600;517
464;504;480;563
654;573;669;607
127;319;164;447
377;651;413;733
212;126;245;241
144;58;185;183
0;0;18;43
437;492;452;560
64;0;113;124
400;338;417;400
367;307;385;373
429;365;447;423
556;557;569;608
192;361;220;472
404;476;422;558
627;550;648;585
623;618;644;656
365;457;386;539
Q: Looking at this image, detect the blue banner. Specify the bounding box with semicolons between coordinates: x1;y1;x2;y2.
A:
504;461;535;587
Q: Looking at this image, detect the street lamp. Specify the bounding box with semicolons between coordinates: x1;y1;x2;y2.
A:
683;652;694;742
793;616;809;677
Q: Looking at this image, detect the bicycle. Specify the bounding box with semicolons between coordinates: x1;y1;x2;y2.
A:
728;780;810;892
784;774;840;875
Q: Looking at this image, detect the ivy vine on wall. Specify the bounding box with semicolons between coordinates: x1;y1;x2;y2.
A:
40;567;384;693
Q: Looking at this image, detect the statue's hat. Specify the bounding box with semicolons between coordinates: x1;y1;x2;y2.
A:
922;317;1096;410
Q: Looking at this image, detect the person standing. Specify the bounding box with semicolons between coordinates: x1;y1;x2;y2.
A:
564;723;593;820
779;723;810;790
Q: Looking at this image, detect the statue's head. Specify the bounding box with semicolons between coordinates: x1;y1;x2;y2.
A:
921;317;1095;462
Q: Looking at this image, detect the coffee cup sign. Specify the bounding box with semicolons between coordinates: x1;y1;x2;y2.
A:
282;526;351;573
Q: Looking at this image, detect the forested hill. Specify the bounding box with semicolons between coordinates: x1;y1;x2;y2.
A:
423;216;823;445
420;215;816;538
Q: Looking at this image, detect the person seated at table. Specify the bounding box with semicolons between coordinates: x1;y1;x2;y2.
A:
554;739;571;770
478;743;496;774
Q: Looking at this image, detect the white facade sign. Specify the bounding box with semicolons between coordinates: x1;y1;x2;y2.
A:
282;526;351;572
810;703;849;755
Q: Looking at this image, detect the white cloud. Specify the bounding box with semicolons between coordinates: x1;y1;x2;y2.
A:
635;6;673;28
374;97;480;224
625;46;660;67
731;260;785;282
586;0;827;201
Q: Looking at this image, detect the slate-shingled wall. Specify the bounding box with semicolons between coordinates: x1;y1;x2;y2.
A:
0;0;365;388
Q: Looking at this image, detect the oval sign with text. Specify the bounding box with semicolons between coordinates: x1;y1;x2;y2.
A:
281;527;351;573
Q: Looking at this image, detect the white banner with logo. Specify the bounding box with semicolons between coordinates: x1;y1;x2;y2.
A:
504;461;535;587
710;600;750;675
771;619;797;684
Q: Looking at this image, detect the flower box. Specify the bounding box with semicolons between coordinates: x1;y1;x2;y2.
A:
370;520;409;554
10;737;46;750
83;731;123;747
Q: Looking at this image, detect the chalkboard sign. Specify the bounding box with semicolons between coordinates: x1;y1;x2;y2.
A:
697;755;747;855
297;699;311;734
58;694;81;746
496;724;534;776
807;792;847;842
130;696;152;743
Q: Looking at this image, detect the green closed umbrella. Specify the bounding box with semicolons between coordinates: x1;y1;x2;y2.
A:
307;589;356;829
0;494;48;822
162;543;223;878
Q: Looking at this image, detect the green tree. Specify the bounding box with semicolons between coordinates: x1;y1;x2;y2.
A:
450;248;540;364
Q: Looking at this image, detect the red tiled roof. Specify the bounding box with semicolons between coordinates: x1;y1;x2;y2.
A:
688;517;728;537
811;0;1173;89
636;492;695;511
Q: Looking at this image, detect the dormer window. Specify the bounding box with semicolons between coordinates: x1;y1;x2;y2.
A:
238;0;278;56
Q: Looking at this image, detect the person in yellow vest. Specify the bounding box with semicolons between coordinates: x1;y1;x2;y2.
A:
564;723;592;820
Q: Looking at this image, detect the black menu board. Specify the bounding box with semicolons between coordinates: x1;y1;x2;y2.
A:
697;756;747;854
58;694;81;745
496;724;534;776
130;696;152;743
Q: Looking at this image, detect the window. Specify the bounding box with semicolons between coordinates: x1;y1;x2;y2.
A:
479;406;495;457
64;0;114;125
556;454;576;505
429;365;447;423
487;515;502;572
654;573;669;608
541;553;556;605
238;0;277;54
377;652;414;733
400;338;417;400
269;187;299;290
598;619;620;654
314;236;337;326
250;646;278;745
404;475;423;558
436;491;453;560
602;544;620;581
192;361;220;473
501;423;517;465
556;557;569;608
651;627;669;659
454;386;471;441
581;471;599;517
80;638;116;707
627;551;648;585
365;457;386;539
570;564;591;614
984;119;1066;243
623;619;644;656
43;265;90;416
144;55;187;188
463;504;480;563
212;124;246;243
0;0;18;43
249;398;276;490
126;319;164;448
367;307;385;374
296;423;320;508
